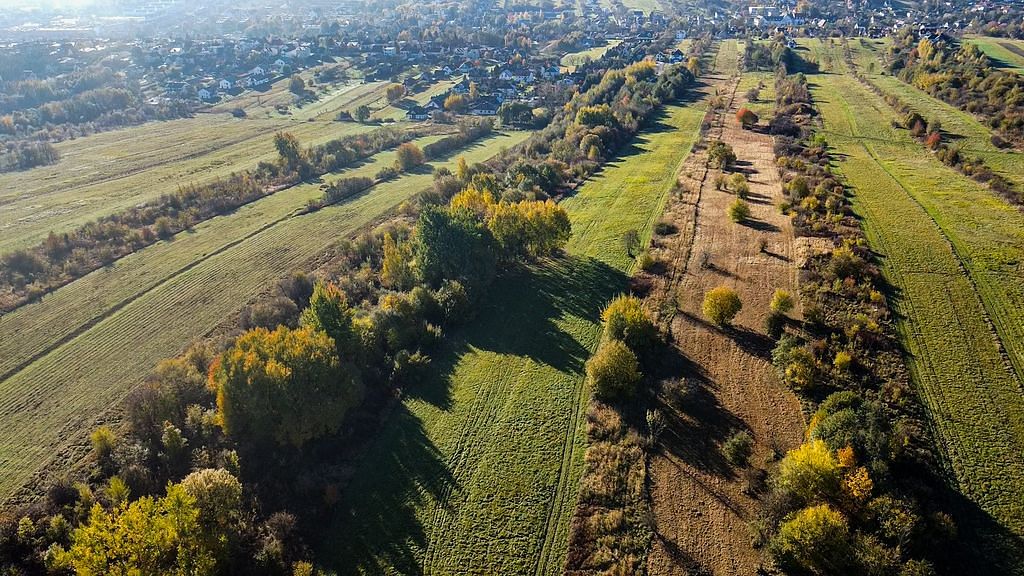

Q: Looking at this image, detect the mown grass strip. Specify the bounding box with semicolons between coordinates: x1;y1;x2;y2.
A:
0;131;529;504
964;36;1024;73
324;100;706;575
0;118;375;252
812;72;1024;548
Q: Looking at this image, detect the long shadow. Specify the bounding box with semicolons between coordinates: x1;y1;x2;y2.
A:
317;404;459;574
740;218;780;232
651;335;744;479
408;255;626;409
319;254;627;572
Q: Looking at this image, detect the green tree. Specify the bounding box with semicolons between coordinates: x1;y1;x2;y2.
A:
381;233;415;290
777;440;842;503
413;206;497;291
727;198;751;222
58;483;216;575
602;294;659;354
288;74;305;95
702;286;742;326
354;105;371;122
211;326;362;449
770;288;794;315
300;281;359;359
587;339;641;401
708;141;736;168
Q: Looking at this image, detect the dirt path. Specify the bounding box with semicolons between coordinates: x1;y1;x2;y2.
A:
645;75;806;575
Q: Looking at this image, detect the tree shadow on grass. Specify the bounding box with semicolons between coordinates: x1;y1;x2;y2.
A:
409;255;627;410
318;254;627;572
318;403;458;574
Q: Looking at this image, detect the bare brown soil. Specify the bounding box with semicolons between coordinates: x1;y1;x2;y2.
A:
644;71;806;576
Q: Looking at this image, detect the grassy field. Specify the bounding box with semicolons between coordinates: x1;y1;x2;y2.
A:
323;100;707;575
0;117;376;253
812;72;1024;563
964;36;1024;73
371;80;457;121
559;40;623;72
0;130;530;504
794;37;848;73
736;71;775;117
845;38;1024;192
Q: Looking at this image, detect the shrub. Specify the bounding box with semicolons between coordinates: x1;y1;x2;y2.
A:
736;107;759;128
90;426;117;464
586;339;641;401
708;140;736;168
723;431;754;466
654;221;677;235
602;294;659;354
702;286;742;326
770;288;794;315
729;172;749;197
727;199;751;222
770;504;853;574
776;440;841;504
765;311;786;339
395;142;425;171
714;173;728;190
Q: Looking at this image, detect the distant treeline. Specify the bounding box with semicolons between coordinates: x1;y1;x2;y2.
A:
0;66;191;153
888;32;1024;145
0;141;59;173
0;126;425;312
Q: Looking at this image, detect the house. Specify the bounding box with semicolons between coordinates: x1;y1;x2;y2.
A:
470;97;499;116
452;77;472;94
406;105;429;120
219;78;233;90
198;87;215;101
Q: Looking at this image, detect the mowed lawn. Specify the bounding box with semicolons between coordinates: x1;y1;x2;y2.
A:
0;131;530;505
0;116;376;252
559;40;623;72
324;101;706;575
847;38;1024;191
964;36;1024;73
812;72;1024;567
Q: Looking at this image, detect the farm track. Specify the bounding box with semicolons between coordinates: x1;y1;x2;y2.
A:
327;69;711;575
0;131;528;504
646;46;806;576
812;70;1024;568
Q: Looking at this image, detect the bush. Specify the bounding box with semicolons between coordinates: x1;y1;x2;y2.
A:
702;286;742;326
727;199;751;222
653;221;677;235
586;339;641;401
729;173;749;197
770;504;853;574
602;294;659;354
776;440;841;503
765;311;786;339
770;289;794;315
723;431;754;466
736;107;759;128
708;141;736;169
395;142;425;171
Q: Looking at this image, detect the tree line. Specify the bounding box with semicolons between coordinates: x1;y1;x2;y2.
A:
758;70;958;576
0;126;428;313
888;33;1024;145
